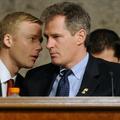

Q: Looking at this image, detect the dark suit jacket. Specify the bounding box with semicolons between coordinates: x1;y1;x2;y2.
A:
23;55;120;96
0;73;25;96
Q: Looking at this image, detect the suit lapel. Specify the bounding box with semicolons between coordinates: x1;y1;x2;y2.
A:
77;55;101;96
47;65;60;95
15;73;25;96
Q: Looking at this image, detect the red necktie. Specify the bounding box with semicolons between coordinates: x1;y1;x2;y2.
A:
7;79;14;96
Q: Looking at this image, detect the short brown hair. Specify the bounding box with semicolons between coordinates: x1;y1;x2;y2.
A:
40;2;90;35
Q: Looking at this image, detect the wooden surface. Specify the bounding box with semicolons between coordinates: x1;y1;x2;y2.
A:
0;97;120;120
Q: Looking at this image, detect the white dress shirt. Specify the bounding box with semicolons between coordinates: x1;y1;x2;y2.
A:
0;59;16;97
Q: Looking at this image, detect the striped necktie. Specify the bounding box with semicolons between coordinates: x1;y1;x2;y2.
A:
56;69;72;96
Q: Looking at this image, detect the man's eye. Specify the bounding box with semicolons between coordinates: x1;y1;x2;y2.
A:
30;37;35;41
53;35;59;38
52;36;60;40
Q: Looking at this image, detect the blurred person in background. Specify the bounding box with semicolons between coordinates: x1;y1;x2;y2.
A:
87;28;120;63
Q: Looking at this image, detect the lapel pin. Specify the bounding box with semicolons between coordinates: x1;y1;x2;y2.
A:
81;88;88;94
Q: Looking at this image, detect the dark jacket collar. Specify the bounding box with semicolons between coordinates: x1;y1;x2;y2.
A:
77;55;101;96
47;64;60;95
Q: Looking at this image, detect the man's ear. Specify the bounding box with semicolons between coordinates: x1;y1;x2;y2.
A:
3;34;13;48
76;29;87;45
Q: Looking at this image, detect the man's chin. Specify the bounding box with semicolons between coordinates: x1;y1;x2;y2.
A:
51;60;61;65
23;64;34;69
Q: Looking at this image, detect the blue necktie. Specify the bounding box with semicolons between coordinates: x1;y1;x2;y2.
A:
56;69;72;96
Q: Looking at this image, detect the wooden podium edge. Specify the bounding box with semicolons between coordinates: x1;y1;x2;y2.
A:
0;97;120;110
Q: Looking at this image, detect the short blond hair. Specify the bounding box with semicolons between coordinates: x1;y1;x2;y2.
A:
0;12;42;47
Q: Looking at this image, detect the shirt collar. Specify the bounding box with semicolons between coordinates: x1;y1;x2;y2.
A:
0;59;16;83
71;53;89;79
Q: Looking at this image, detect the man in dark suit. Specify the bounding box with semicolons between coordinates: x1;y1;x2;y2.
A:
0;12;43;97
24;2;120;96
24;55;120;96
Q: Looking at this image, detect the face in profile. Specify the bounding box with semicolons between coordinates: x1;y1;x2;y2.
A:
9;21;42;68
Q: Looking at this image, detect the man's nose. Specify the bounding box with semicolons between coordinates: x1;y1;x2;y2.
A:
46;38;54;49
36;42;43;52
